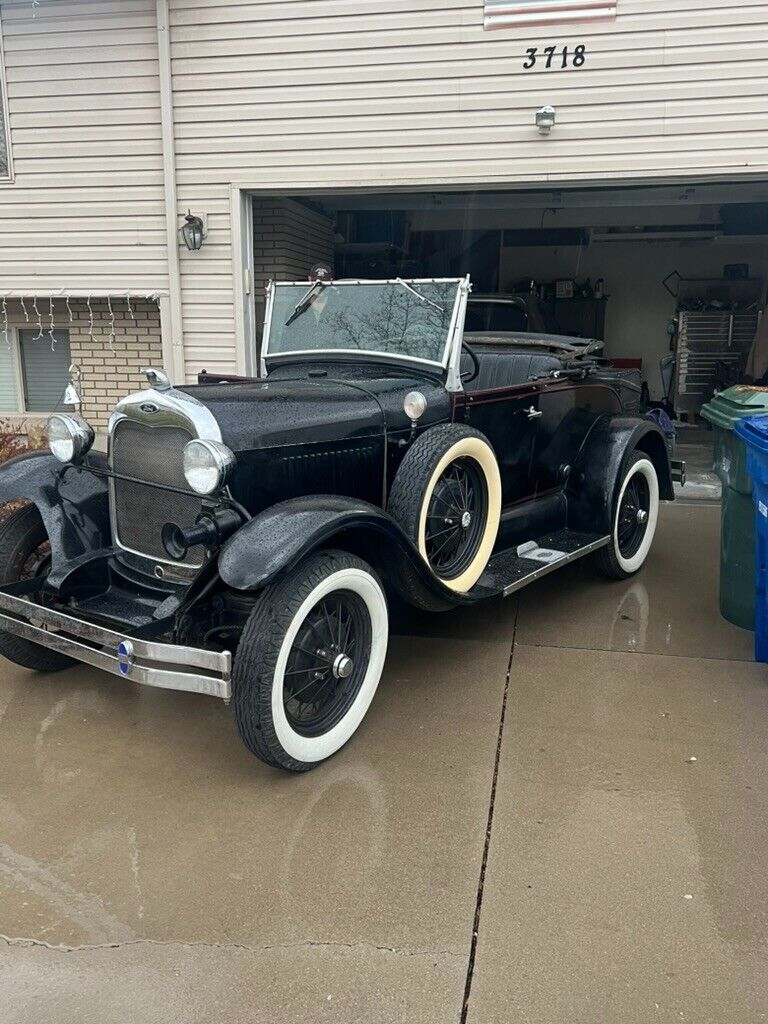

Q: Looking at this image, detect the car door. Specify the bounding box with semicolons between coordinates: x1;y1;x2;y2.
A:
461;386;540;507
530;380;623;494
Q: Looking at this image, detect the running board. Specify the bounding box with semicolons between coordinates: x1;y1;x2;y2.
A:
481;530;610;597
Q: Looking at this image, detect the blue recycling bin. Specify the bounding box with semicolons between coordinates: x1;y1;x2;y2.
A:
733;415;768;663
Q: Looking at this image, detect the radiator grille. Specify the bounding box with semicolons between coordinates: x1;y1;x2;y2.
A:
111;419;204;566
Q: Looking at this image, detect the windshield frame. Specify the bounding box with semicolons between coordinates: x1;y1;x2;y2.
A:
260;277;470;391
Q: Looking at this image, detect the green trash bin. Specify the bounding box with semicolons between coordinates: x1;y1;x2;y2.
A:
701;385;768;630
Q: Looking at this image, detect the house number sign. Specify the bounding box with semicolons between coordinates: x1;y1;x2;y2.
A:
523;44;587;70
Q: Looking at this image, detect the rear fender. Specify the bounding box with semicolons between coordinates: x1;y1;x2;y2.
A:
0;451;110;584
217;495;464;611
566;417;674;535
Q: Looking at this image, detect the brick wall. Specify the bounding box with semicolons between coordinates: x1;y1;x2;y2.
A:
1;297;163;434
67;298;162;430
252;197;335;351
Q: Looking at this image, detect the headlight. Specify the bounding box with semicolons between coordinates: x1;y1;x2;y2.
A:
46;414;95;464
183;439;235;495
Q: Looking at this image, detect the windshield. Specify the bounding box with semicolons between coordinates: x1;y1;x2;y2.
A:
264;279;463;367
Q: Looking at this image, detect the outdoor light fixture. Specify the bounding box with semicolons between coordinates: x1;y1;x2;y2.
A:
180;210;207;251
535;105;556;136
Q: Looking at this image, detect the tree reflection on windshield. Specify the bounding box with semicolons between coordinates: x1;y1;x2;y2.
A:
267;281;460;364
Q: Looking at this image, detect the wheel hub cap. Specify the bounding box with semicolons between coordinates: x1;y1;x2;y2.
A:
332;653;354;679
461;511;472;529
636;509;648;524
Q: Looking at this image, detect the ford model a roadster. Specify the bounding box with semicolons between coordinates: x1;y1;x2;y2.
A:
0;277;681;771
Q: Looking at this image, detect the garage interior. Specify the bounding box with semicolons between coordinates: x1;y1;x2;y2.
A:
252;181;768;497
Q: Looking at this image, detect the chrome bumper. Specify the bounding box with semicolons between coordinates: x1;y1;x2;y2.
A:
0;590;231;700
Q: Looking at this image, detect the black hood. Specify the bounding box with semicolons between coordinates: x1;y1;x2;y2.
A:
179;364;450;452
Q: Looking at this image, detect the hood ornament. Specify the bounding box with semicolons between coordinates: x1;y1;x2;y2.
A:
142;367;171;391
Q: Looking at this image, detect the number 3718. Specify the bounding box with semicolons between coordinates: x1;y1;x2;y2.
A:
523;44;586;70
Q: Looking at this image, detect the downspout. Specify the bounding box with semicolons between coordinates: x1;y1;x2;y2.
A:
155;0;186;384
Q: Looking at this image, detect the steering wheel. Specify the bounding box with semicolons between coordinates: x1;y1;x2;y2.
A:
461;340;480;383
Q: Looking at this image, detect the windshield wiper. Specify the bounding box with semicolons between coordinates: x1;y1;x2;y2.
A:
284;280;325;327
394;278;444;313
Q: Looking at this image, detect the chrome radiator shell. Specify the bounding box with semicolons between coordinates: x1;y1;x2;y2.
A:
107;387;223;575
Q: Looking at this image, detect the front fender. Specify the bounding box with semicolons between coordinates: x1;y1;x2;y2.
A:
0;451;110;584
218;495;465;611
566;417;674;535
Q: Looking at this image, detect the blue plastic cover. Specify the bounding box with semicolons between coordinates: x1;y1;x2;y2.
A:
735;416;768;488
734;415;768;455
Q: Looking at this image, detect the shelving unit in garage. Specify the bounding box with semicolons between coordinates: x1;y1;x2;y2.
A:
671;278;764;421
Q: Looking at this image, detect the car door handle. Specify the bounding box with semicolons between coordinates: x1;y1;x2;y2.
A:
525;406;543;419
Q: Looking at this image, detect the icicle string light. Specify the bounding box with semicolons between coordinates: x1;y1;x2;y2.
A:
106;295;116;354
86;295;95;346
32;296;44;341
126;290;135;324
66;295;74;323
1;295;9;351
20;297;29;322
48;296;56;351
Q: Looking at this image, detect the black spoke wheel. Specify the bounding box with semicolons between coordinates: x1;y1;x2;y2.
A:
593;452;660;581
387;424;502;594
283;590;372;738
616;472;650;560
232;549;389;772
424;457;488;580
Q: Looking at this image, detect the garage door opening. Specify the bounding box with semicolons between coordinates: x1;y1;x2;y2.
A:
250;181;768;494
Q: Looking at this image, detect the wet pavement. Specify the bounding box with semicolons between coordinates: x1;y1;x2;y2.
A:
1;502;767;1022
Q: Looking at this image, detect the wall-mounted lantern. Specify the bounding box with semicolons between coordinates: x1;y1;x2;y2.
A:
179;210;207;251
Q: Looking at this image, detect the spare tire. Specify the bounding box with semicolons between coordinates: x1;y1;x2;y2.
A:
387;423;501;593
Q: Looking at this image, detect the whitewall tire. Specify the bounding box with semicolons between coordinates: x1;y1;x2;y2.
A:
387;424;502;593
232;550;388;771
594;452;660;580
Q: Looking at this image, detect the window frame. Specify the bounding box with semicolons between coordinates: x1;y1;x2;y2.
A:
0;7;13;183
0;326;72;418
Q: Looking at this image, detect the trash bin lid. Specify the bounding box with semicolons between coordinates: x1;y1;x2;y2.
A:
734;415;768;455
701;385;768;431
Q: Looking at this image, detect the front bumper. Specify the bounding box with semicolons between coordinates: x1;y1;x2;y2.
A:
0;589;231;700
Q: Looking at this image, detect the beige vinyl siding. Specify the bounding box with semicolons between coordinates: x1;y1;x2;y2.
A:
0;0;167;294
168;0;768;377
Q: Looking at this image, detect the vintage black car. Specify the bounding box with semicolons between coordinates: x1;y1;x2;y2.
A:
0;277;683;771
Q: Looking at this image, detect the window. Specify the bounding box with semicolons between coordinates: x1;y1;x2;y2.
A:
0;330;72;414
0;10;10;179
484;0;616;30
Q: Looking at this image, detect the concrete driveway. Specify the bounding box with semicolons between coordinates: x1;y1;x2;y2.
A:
0;502;766;1023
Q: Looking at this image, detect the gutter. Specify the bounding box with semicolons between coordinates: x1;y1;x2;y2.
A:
155;0;186;384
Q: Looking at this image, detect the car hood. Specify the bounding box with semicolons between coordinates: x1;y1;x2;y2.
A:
177;377;385;451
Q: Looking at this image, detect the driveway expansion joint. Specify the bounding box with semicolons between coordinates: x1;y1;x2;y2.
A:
0;933;463;960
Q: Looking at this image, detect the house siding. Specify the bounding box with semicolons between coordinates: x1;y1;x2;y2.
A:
0;1;766;383
0;0;168;295
167;0;768;377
